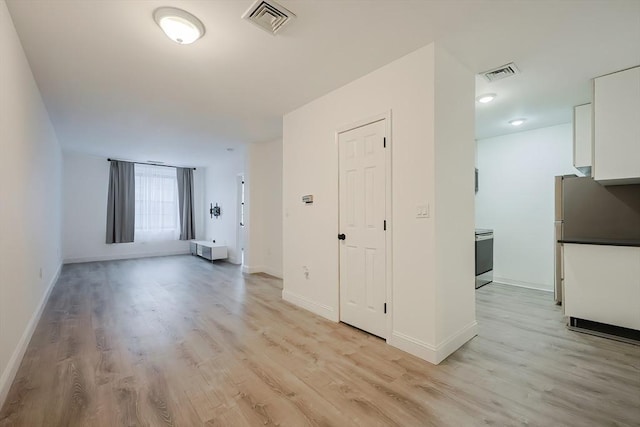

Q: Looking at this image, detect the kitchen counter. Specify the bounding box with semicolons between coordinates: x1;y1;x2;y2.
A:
562;243;640;340
559;238;640;247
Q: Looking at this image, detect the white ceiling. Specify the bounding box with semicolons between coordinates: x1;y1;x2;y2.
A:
6;0;640;166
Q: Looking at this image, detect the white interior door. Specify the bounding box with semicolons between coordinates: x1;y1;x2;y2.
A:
339;119;387;338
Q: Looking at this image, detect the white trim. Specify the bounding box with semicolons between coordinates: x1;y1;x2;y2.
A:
236;173;245;268
389;331;438;363
242;265;283;278
63;249;190;264
383;111;393;341
388;321;478;365
435;321;479;363
492;277;553;293
282;290;338;322
261;266;283;279
0;263;62;409
336;111;390;135
336;111;393;340
242;264;262;274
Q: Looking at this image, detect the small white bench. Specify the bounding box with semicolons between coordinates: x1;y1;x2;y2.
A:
190;240;228;262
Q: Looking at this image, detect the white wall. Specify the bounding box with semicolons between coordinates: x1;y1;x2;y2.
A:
475;123;577;291
283;43;476;364
244;139;283;278
62;151;205;263
202;148;245;264
433;47;477;344
0;0;62;406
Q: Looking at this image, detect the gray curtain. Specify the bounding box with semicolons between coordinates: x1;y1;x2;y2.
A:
106;161;135;243
177;167;195;240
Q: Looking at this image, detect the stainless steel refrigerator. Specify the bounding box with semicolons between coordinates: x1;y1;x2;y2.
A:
554;175;575;305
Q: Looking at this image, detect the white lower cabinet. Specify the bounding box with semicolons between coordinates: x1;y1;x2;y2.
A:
190;240;228;262
564;244;640;330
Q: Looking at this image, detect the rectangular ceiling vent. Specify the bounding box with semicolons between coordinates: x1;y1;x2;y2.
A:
481;62;520;82
242;0;296;35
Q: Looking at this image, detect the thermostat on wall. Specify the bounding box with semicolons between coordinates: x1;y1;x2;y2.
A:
302;195;313;204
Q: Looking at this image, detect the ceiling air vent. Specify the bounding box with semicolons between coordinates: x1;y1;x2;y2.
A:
481;62;520;82
242;0;296;35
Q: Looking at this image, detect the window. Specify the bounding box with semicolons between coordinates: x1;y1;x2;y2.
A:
134;164;180;242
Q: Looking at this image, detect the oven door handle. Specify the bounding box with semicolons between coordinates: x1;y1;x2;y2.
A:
475;234;493;241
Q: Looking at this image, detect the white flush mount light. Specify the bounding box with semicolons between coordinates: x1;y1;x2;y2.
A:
476;93;497;104
509;118;527;126
153;7;205;45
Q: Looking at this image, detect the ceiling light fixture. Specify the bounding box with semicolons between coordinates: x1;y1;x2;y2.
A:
476;93;497;104
509;118;527;126
153;7;205;45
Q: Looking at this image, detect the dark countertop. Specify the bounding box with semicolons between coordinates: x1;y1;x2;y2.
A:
559;238;640;247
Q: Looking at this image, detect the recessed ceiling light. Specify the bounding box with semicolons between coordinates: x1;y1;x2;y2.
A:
509;118;527;126
226;148;234;152
153;7;205;45
476;93;497;104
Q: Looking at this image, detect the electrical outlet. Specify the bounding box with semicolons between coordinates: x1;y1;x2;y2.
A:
416;204;430;218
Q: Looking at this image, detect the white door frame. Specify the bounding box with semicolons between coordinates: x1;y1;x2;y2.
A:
235;173;245;266
336;110;393;340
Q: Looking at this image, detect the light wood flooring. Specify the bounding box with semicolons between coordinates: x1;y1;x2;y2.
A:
1;256;639;426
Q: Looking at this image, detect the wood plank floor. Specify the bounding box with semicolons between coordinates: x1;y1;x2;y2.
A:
1;255;639;426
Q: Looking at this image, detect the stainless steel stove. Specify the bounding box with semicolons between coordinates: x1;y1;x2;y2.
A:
475;229;493;289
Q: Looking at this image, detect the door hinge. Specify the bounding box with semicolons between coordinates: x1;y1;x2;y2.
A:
384;303;387;314
383;137;386;148
383;220;386;230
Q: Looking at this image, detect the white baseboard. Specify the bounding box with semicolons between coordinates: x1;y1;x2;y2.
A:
64;249;190;264
242;264;261;274
261;266;283;279
0;262;61;409
435;321;479;362
492;276;553;292
389;320;478;365
282;289;338;322
241;264;282;279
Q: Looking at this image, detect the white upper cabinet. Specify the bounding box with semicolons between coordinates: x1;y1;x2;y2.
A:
573;103;592;174
593;66;640;184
